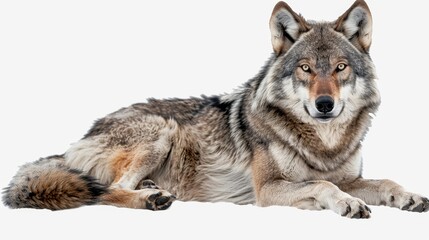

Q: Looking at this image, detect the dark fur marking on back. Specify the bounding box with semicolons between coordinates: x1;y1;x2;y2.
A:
205;96;232;113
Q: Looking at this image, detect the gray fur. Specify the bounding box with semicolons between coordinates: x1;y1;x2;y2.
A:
3;0;428;217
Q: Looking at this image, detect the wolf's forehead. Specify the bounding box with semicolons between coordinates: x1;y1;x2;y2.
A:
297;23;348;59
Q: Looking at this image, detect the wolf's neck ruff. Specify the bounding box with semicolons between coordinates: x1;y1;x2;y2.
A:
242;82;374;172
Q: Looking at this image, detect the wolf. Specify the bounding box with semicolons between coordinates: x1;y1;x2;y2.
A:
3;0;428;218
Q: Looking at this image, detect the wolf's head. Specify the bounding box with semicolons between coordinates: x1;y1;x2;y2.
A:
254;0;380;124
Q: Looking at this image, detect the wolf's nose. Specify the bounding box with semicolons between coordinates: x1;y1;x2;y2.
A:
315;96;334;114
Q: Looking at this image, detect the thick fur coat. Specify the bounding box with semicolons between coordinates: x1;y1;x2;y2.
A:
3;0;428;218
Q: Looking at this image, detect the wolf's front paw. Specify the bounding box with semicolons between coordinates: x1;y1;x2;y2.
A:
391;193;429;213
144;189;176;211
335;197;371;219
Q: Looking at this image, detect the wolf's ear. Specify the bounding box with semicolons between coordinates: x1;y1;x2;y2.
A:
270;1;309;56
335;0;372;53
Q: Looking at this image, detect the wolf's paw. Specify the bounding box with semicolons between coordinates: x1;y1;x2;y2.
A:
144;189;176;211
391;193;429;213
335;197;371;219
138;179;159;190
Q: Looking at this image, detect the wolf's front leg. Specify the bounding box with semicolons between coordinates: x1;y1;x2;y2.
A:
254;179;371;218
338;178;429;212
252;148;370;218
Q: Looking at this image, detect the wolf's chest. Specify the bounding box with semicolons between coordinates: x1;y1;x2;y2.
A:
269;142;362;184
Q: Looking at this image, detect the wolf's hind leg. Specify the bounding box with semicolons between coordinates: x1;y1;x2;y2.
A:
108;118;178;190
107;148;177;210
100;187;175;210
102;119;177;210
338;178;429;212
64;115;178;210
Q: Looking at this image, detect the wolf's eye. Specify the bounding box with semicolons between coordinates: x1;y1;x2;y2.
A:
336;63;347;72
301;64;311;73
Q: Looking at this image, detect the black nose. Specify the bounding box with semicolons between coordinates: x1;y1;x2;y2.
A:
315;96;334;114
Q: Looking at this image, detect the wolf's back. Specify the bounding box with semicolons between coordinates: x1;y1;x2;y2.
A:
2;155;108;210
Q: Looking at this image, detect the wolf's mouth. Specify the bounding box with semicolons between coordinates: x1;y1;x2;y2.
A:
314;115;335;123
304;104;344;123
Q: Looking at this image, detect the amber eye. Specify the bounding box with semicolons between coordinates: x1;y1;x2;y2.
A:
336;63;347;72
301;64;311;73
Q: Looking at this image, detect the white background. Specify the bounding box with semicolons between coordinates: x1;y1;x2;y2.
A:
0;0;428;239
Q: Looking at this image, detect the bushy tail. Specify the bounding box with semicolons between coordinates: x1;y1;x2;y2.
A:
2;155;108;210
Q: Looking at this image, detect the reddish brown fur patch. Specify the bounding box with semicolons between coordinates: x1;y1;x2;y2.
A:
110;149;133;183
100;188;136;208
309;76;340;100
251;147;282;198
